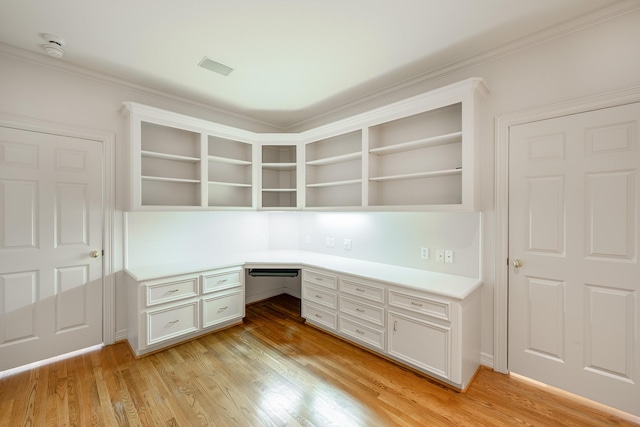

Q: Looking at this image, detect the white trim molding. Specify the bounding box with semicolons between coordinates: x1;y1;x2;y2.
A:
493;85;640;374
0;113;117;346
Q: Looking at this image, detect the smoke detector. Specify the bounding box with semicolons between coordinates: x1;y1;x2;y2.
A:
41;33;66;58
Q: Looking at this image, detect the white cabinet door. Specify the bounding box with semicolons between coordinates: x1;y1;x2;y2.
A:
508;102;640;417
0;127;103;371
388;311;451;380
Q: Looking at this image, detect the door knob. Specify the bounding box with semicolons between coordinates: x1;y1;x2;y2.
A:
90;250;101;258
512;259;523;268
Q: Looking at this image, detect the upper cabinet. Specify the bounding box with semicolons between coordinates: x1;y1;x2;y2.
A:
123;78;488;212
122;103;257;211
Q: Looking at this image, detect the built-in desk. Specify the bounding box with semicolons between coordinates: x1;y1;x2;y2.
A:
125;250;482;390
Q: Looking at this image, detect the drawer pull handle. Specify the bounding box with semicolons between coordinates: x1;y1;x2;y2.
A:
393;320;398;331
356;288;365;292
316;277;323;281
217;279;228;284
356;329;365;335
356;308;365;313
315;313;323;318
411;302;423;307
167;289;179;293
168;320;179;325
315;294;323;299
217;306;228;313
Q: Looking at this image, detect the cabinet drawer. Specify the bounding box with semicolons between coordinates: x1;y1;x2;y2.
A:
388;289;451;321
339;317;385;351
202;268;242;294
340;277;385;304
303;284;337;309
302;269;337;290
339;296;384;327
303;302;337;331
145;277;199;307
202;289;244;328
146;301;199;345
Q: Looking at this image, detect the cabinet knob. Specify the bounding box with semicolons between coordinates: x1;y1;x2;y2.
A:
512;259;523;268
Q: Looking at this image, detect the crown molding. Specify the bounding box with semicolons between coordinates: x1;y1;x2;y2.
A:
284;0;640;131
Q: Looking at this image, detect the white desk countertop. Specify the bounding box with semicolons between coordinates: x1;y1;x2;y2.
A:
125;250;483;300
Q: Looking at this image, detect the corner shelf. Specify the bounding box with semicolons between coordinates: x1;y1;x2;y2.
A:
261;145;298;209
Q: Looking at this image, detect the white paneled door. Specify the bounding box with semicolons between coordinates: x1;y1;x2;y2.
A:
508;103;640;416
0;127;103;371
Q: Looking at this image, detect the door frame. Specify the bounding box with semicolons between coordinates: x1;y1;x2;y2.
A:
494;85;640;374
0;113;116;346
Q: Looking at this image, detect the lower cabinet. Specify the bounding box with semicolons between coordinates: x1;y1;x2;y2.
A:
127;266;244;356
301;268;481;390
388;310;450;379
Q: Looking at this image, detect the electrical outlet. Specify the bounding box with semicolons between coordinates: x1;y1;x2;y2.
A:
420;247;429;259
325;237;335;248
436;249;445;262
344;239;352;250
304;235;311;244
445;250;454;263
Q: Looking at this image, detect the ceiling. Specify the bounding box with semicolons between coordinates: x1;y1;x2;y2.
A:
0;0;625;128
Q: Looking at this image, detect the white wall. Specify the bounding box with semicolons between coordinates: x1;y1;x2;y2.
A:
293;211;481;278
125;211;270;268
1;7;639;362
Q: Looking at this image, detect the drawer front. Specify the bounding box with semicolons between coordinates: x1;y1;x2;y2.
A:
302;302;337;331
303;284;337;310
202;268;242;294
388;290;451;321
146;301;199;345
302;269;337;290
339;296;384;327
202;290;244;328
340;277;384;304
145;277;199;307
339;317;385;351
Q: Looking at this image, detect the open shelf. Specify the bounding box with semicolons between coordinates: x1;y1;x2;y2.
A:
207;135;253;208
370;169;461;182
142;176;201;183
306;151;361;166
141;150;200;163
369;131;462;156
368;103;465;208
305;130;362;209
261;145;297;209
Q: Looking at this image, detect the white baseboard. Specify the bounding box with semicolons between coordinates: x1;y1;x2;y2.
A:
480;352;494;369
115;329;128;342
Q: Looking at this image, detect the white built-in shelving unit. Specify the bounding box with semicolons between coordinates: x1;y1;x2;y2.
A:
123;78;488;211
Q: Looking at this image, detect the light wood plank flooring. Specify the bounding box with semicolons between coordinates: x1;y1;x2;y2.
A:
0;294;637;426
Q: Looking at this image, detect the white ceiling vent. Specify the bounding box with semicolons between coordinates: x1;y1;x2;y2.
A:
198;57;234;76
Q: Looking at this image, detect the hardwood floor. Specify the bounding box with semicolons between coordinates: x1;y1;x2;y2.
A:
1;294;637;427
